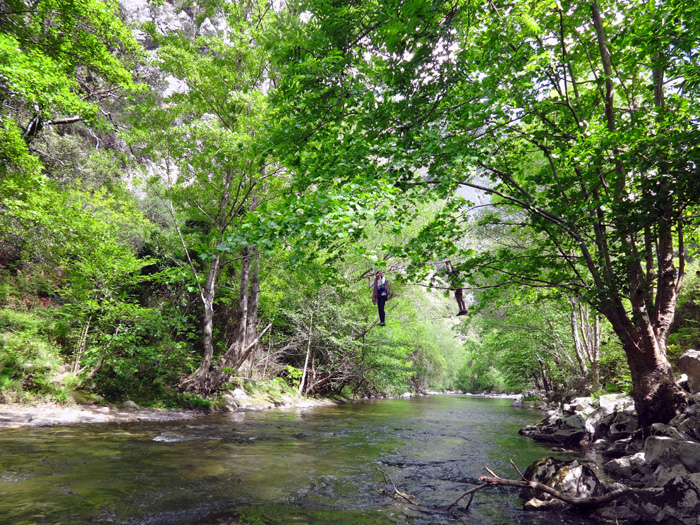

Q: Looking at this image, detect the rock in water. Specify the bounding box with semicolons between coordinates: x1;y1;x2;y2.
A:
520;457;604;507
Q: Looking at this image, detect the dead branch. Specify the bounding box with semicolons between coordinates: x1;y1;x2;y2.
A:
380;460;640;515
509;458;527;480
375;468;421;506
477;475;635;507
446;482;489;511
447;462;642;512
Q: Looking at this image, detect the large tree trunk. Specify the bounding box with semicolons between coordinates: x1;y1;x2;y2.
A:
604;301;686;428
588;1;686;427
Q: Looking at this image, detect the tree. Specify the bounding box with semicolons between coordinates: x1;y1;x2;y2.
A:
130;0;283;393
0;0;138;154
271;0;700;424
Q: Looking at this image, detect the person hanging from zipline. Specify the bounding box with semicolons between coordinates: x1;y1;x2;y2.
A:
369;270;390;326
445;260;467;316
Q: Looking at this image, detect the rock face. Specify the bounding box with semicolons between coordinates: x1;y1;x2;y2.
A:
678;350;700;394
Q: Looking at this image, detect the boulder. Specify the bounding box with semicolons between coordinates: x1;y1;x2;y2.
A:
603;452;649;481
603;456;634;479
678;373;691;393
650;422;693;441
678;349;700;394
510;394;524;408
563;396;595;415
633;463;700;523
528;413;590;447
519;424;538;436
670;407;700;442
523;497;566;511
597;463;700;523
645;436;700;473
519;457;605;504
120;400;140;410
594;411;638;441
602;436;641;459
230;388;248;399
584;406;611;435
592;438;609;451
597;393;634;412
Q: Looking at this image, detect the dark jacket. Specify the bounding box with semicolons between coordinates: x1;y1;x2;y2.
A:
371;276;390;305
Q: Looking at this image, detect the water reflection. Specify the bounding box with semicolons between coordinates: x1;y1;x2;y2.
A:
0;396;597;524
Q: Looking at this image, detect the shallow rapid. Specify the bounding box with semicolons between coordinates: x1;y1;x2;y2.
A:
0;395;599;524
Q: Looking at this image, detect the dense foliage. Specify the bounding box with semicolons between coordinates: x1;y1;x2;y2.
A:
1;0;698;421
268;0;700;424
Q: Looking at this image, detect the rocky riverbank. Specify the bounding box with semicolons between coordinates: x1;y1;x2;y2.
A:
0;402;208;427
514;385;700;523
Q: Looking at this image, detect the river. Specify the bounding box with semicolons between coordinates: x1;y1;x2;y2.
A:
0;395;599;524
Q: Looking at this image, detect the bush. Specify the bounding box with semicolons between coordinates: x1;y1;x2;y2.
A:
177;393;212;410
0;310;66;402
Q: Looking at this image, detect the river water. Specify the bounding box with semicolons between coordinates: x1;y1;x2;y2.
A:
0;395;599;524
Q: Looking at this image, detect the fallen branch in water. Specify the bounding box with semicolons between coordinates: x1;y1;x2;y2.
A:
380;459;639;514
477;475;634;507
375;468;421;506
448;459;636;511
446;482;489;511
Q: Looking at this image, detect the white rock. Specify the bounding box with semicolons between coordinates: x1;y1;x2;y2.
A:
678;349;700;394
598;393;634;412
230;388;248;399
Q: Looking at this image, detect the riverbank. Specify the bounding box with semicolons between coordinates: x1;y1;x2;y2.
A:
0;402;209;428
0;393;342;428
